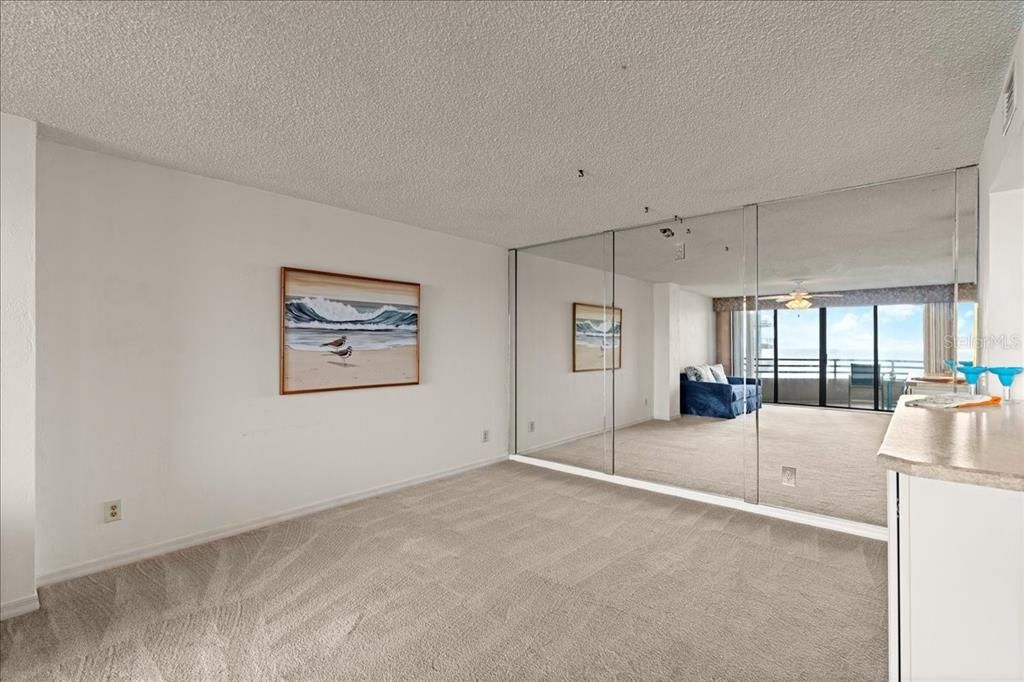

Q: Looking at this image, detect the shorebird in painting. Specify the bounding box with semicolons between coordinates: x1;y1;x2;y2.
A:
330;346;353;362
321;336;348;348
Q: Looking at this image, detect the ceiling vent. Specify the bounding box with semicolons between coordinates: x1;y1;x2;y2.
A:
1003;65;1016;135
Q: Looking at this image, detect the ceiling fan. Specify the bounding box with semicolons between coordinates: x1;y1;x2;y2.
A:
758;280;842;309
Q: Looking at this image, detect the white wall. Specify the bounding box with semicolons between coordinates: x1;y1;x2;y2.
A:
979;28;1024;395
515;252;653;452
652;284;673;421
614;274;656;427
677;287;716;368
0;113;38;617
34;141;509;581
652;283;715;419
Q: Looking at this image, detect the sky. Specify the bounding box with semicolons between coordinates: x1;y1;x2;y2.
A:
284;268;419;307
762;302;976;366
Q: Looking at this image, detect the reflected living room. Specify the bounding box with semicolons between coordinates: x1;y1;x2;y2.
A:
514;169;978;527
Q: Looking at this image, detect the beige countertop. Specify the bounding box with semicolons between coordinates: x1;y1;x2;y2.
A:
877;395;1024;492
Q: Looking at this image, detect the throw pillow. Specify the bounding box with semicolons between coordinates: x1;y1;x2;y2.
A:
684;366;706;382
709;363;729;384
685;365;716;382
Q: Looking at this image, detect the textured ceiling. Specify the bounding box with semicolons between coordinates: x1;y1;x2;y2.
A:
1;1;1021;248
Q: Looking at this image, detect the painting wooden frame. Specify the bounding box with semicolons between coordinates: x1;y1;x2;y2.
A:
280;267;421;394
573;302;622;372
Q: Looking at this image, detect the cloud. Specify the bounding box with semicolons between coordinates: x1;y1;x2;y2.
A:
878;305;918;320
832;312;868;333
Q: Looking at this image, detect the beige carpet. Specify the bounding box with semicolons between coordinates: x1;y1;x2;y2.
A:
0;462;887;681
528;404;890;526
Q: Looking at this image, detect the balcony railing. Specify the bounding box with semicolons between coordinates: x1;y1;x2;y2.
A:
751;357;925;411
755;357;924;378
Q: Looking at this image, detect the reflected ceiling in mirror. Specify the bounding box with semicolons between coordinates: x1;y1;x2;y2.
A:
516;168;978;300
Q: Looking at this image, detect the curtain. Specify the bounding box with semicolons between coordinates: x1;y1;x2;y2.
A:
715;311;732;374
922;302;955;375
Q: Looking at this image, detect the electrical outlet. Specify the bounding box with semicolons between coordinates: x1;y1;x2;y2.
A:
782;467;797;487
104;499;122;523
482;429;490;443
528;420;536;433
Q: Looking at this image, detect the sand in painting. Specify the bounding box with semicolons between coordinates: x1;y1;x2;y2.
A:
574;345;611;371
284;346;416;391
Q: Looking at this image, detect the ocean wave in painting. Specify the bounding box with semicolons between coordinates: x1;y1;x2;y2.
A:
285;296;417;352
575;319;621;337
575;318;621;349
286;297;417;331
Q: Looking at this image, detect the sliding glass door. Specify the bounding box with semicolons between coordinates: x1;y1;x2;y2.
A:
775;308;821;405
825;305;876;409
758;303;946;411
877;304;925;408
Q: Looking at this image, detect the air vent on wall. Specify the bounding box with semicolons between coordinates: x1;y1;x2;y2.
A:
1003;65;1016;136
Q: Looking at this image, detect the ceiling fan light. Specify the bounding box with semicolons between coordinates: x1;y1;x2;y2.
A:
786;298;812;310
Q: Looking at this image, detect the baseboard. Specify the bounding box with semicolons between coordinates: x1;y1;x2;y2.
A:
517;416;652;456
0;592;39;621
510;454;888;541
37;454;509;588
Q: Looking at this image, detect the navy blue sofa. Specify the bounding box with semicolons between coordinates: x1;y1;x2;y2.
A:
680;374;762;419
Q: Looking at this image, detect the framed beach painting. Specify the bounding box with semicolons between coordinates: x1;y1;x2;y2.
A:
573;302;622;372
280;267;420;394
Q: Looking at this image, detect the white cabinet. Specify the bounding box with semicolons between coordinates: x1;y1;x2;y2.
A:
888;471;1024;681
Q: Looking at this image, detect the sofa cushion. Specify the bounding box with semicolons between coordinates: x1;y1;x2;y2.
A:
684;365;714;382
709;363;729;384
731;382;761;398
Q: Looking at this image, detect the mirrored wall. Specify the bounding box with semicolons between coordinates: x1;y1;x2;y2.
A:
510;167;978;527
609;208;757;500
752;167;977;524
514;233;614;474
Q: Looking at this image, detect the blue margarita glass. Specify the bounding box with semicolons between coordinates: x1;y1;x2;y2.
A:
957;365;988;395
988;367;1023;402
